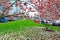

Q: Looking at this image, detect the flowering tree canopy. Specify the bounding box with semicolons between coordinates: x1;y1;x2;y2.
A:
0;0;60;20
30;0;60;20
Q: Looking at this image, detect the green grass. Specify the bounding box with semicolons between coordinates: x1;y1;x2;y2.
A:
0;20;60;33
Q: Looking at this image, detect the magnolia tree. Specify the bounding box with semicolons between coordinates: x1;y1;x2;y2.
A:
30;0;60;31
0;0;39;19
0;0;60;21
30;0;60;20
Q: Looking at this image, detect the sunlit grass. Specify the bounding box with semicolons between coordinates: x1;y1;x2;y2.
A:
0;20;60;33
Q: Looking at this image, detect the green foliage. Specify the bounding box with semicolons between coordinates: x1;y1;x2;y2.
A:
0;13;4;18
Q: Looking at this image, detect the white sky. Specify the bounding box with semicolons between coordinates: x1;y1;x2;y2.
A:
9;0;38;17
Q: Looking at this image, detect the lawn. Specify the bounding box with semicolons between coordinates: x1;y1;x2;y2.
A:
0;20;60;33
